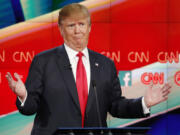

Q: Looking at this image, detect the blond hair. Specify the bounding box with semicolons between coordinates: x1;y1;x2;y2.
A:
58;3;91;26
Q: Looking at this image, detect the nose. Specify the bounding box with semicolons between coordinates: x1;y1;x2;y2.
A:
74;25;80;34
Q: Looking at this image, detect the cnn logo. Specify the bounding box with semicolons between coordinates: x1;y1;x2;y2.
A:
141;72;164;85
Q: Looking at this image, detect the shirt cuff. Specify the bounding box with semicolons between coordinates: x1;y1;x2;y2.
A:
142;97;150;114
18;91;27;107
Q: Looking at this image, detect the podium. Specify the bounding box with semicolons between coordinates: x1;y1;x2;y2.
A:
53;127;151;135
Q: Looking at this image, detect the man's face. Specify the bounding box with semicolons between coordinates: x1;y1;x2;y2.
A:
59;16;91;51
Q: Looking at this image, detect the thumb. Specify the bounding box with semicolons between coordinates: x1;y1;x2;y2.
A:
149;80;153;89
14;72;21;81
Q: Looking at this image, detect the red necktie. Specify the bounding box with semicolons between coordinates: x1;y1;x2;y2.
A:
76;52;88;127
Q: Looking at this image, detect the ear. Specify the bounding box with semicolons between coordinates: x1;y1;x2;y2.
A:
58;26;63;36
88;26;91;33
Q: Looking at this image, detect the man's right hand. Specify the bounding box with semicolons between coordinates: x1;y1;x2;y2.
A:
6;72;27;102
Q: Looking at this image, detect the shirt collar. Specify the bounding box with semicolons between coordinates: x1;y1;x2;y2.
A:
64;43;89;60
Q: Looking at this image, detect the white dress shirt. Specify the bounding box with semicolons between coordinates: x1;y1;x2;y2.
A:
64;43;91;93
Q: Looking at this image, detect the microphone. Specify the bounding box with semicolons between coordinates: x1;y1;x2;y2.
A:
64;64;71;70
92;80;103;132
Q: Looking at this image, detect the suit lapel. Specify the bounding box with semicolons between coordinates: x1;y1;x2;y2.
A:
55;45;80;112
86;50;99;114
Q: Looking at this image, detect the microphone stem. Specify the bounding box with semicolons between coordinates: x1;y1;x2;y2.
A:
93;81;102;128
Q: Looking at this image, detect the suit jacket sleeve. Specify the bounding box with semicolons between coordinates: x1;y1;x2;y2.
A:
16;55;44;115
108;61;149;118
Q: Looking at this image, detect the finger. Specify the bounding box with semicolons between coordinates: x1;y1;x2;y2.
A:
162;86;171;94
6;72;17;90
163;95;168;100
14;72;21;81
161;84;166;91
161;83;171;92
164;83;171;88
6;72;13;82
162;84;172;93
149;80;153;89
162;89;170;97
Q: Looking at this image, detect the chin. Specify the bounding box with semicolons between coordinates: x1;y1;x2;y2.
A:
76;42;84;47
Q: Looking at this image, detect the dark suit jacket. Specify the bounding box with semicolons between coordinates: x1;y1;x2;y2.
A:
16;45;148;135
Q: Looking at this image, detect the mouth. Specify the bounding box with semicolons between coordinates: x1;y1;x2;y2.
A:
74;37;83;42
74;36;82;39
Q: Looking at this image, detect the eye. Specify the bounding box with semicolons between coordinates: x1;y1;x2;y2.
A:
79;23;85;26
68;24;75;28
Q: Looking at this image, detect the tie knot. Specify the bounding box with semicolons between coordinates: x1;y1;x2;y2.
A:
77;52;84;58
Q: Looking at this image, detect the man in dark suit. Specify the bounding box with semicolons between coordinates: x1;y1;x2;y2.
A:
6;3;171;135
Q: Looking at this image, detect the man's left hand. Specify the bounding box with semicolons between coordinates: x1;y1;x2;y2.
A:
144;83;171;108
